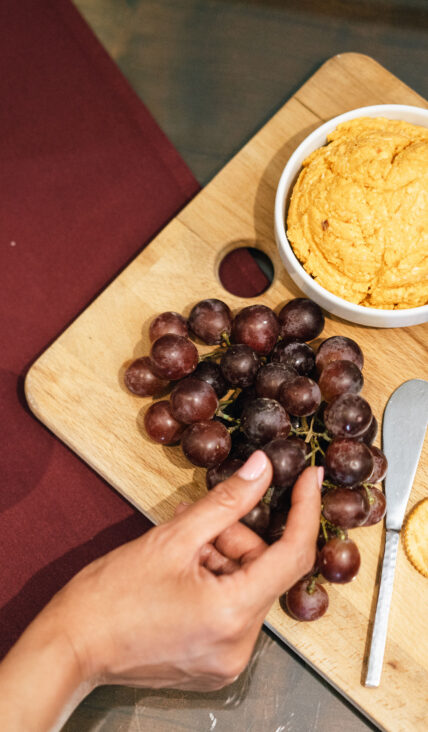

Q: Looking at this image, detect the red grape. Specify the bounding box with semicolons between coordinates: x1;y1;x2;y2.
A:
241;398;291;445
232;304;279;355
192;360;228;398
283;579;329;621
319;537;360;583
241;501;271;536
361;486;386;526
188;298;232;344
318;359;363;402
279;375;321;417
324;393;372;438
124;357;168;396
267;509;289;543
367;446;388;483
206;457;244;490
359;415;378;445
263;437;307;488
144;400;185;444
278;298;325;343
271;340;315;375
181;420;231;467
325;438;374;486
230;432;258;461
150;334;198;380
316;336;363;372
149;311;188;341
255;363;297;400
170;377;218;424
322;486;369;528
220;344;260;388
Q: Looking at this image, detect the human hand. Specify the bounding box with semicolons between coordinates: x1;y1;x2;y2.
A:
54;451;322;693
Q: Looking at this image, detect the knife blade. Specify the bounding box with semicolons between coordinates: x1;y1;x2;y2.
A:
365;378;428;688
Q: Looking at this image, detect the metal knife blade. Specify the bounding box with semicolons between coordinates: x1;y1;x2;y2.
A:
383;379;428;531
365;378;428;688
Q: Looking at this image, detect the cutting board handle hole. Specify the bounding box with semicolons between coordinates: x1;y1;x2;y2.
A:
218;245;274;297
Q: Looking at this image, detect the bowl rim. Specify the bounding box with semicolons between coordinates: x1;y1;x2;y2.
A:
274;103;428;320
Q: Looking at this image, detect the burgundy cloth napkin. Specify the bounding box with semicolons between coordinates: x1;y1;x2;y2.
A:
0;0;268;659
0;0;200;659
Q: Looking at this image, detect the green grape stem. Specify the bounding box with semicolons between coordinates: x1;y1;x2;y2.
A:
306;576;317;595
199;347;225;361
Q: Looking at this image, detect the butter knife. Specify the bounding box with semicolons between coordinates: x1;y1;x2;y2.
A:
365;378;428;688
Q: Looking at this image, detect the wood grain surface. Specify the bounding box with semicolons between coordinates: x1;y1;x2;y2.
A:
26;54;428;732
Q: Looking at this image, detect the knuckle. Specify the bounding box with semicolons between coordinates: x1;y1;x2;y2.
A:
213;605;244;641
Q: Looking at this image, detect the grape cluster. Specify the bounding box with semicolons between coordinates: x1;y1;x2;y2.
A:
124;297;388;622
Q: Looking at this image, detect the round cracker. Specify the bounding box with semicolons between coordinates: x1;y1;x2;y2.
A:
403;498;428;578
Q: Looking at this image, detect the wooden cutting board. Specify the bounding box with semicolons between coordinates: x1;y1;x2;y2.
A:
26;53;428;731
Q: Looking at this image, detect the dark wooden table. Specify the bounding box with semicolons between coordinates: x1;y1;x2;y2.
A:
65;1;428;729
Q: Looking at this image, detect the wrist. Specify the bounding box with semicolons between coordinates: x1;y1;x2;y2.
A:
0;596;94;732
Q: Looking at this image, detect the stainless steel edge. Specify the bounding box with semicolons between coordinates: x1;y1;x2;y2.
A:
383;379;428;531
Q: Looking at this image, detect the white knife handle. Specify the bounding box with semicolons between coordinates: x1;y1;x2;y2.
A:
365;530;399;687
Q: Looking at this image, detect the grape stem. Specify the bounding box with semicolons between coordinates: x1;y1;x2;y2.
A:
216;409;239;424
306;576;317;595
362;483;375;505
199;347;225;361
221;332;231;347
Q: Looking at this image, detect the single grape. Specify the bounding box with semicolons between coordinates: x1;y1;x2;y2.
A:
367;446;388;483
192;360;229;398
150;334;198;380
188;298;232;344
232;304;279;355
318;537;361;583
220;344;260;388
271;341;315;375
324;393;372;438
269;484;292;512
230;432;258;461
322;486;370;528
361;486;387;526
181;420;231;467
279;375;321;417
170;378;218;424
241;398;291;445
241;501;271;537
255;363;297;400
318;360;363;402
266;508;289;543
286;436;310;456
206;457;244;490
359;415;378;445
263;437;307;488
226;388;256;421
278;298;325;342
316;336;364;372
282;579;329;621
144;400;185;444
325;438;374;486
124;357;168;397
149;311;188;341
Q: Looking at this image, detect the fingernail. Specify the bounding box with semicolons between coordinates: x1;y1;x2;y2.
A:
237;450;268;481
317;466;324;489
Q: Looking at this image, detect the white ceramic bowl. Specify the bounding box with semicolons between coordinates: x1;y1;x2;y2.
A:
274;104;428;327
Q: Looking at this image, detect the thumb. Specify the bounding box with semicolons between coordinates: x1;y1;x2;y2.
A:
172;451;272;549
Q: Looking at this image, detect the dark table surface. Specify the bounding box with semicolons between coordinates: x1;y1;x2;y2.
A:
64;1;427;729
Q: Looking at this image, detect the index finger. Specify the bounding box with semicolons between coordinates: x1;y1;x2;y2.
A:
235;466;322;607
